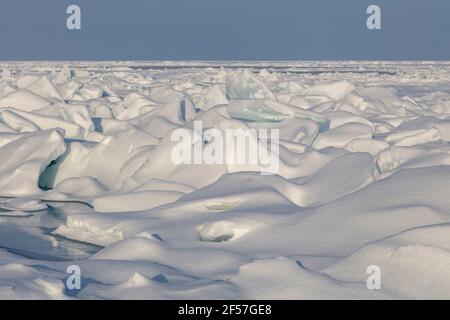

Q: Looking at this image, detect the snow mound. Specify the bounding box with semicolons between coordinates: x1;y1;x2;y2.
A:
0;129;65;197
0;90;51;111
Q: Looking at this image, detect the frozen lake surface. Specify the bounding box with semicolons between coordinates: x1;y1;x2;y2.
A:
0;200;100;261
1;61;450;299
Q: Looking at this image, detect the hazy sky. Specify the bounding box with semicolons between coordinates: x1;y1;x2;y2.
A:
0;0;449;60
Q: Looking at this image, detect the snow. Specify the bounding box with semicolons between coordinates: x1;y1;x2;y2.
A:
1;61;450;299
0;129;66;197
303;80;356;101
0;90;51;111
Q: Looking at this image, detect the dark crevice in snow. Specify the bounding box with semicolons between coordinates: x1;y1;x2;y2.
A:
38;143;72;190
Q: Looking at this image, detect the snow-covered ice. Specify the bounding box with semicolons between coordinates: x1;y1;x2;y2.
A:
1;61;450;299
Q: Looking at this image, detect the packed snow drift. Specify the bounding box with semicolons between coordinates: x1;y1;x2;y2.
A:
1;61;450;299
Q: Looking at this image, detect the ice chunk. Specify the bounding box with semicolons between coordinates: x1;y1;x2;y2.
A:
1;68;12;81
57;80;81;100
393;127;442;147
24;76;64;102
31;278;67;300
0;89;51;112
72;69;91;81
120;272;152;288
227;98;329;127
357;86;406;113
60;64;73;81
41;128;159;191
79;84;103;100
304;80;355;101
344;138;389;156
37;103;95;137
288;95;314;109
196;85;228;111
258;68;279;82
16;75;39;89
0;198;48;212
89;101;113;119
226;69;276;100
250;117;319;145
227;99;290;122
329;111;373;130
116;93;157;120
0;122;17;133
0;129;65;196
313;123;373;150
0;107;86;139
0;110;40;132
431;100;450;115
0;82;16;98
55;177;107;198
150;86;181;103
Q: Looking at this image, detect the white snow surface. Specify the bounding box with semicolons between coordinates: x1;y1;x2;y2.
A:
1;61;450;299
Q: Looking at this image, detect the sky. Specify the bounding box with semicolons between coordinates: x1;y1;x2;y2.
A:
0;0;449;61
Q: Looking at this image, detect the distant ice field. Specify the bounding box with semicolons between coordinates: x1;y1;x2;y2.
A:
0;61;450;299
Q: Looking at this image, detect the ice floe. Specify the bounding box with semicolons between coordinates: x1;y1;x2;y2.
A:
0;61;450;299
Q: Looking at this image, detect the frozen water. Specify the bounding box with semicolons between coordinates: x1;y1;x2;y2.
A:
0;61;450;299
